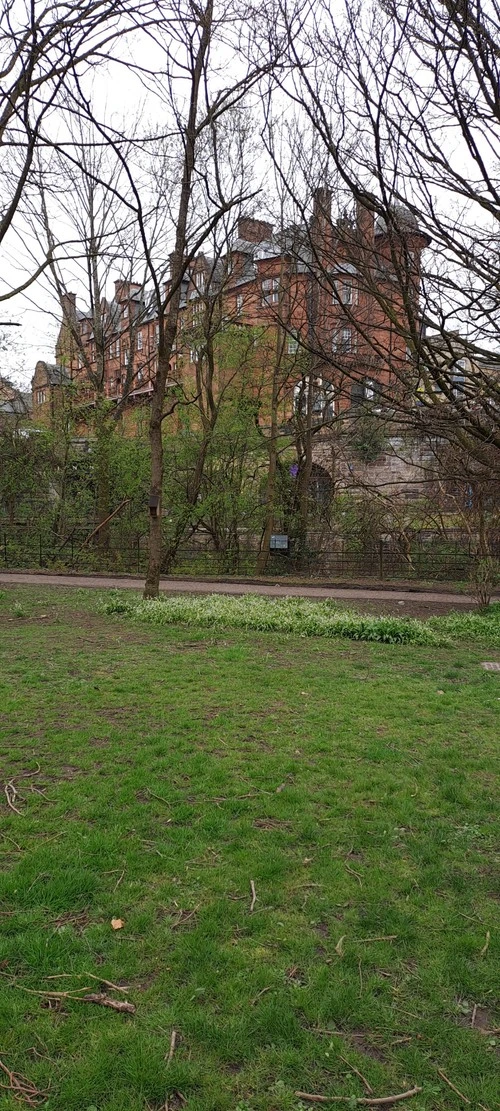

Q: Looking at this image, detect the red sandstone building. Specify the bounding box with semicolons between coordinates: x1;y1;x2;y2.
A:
32;193;428;427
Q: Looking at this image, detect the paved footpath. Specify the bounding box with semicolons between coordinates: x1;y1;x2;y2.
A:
0;570;478;606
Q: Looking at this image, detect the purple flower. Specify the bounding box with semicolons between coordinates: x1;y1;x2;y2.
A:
289;463;299;478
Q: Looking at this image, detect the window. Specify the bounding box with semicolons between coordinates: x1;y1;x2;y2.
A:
115;337;120;358
287;331;299;355
351;378;381;407
36;388;46;405
190;348;200;363
196;272;205;294
192;299;203;320
236;293;243;316
293;377;335;421
137;331;143;351
451;361;466;399
155;323;160;346
123;305;129;319
123;347;129;365
332;326;353;353
262;277;279;305
335;280;355;305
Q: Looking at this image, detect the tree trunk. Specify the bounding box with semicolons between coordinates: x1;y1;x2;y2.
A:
143;387;164;597
94;403;112;551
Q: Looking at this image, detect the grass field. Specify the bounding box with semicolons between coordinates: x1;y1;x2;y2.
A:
0;584;499;1111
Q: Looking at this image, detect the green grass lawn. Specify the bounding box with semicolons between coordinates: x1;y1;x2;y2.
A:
0;585;499;1111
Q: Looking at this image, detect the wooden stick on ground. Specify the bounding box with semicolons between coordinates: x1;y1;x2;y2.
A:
339;1054;373;1094
4;783;22;815
249;879;257;913
165;1029;177;1065
437;1070;470;1103
294;1087;422;1106
0;1057;47;1107
20;987;135;1013
43;973;130;993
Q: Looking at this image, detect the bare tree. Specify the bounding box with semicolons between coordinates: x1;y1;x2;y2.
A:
26;131;150;545
0;0;158;300
262;0;500;478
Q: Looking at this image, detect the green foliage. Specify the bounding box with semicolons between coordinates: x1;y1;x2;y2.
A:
469;557;500;609
349;407;387;463
101;592;500;646
101;592;443;644
430;604;500;644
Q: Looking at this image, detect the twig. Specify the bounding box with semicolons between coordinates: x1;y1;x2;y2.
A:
165;1029;177;1065
113;869;125;892
17;763;41;779
171;905;199;929
4;782;22;815
145;789;171;806
357;936;398;944
339;1054;373;1094
43;973;130;993
30;785;54;801
80;992;135;1013
249;879;257;913
0;1057;47;1107
294;1088;422;1105
18;987;135;1012
479;931;490;957
358;959;363;999
251;986;273;1005
471;1003;477;1028
1;833;23;850
345;863;363;886
437;1070;470;1103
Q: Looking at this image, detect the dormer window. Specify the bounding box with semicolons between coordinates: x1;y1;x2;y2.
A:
123;305;129;319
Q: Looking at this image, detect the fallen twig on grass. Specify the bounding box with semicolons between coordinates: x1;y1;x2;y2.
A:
357;936;398;944
43;973;130;993
339;1054;373;1094
17;763;41;779
80;992;135;1013
4;782;22;815
345;863;363;886
113;869;125;892
479;931;490;957
0;1056;47;1107
1;833;22;850
251;986;273;1005
249;879;257;913
19;987;135;1013
145;789;171;806
171;905;199;929
437;1070;470;1103
165;1029;177;1065
294;1087;422;1105
471;1004;477;1028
